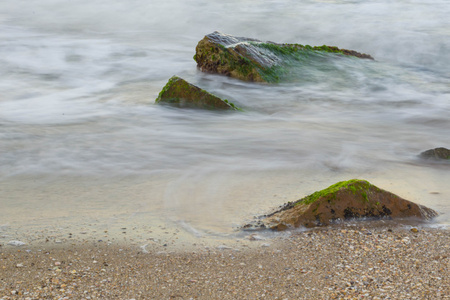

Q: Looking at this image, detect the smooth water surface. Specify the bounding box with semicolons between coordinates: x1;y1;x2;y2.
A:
1;0;449;245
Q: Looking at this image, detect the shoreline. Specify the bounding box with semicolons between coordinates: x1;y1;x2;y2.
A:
1;224;448;299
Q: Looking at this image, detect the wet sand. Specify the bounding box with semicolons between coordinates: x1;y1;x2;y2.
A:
1;224;448;299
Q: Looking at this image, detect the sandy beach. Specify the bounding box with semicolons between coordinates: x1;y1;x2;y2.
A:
2;0;450;299
1;223;448;300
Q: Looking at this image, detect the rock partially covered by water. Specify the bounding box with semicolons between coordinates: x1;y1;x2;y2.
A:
420;147;450;161
194;31;373;83
155;76;239;110
245;180;437;231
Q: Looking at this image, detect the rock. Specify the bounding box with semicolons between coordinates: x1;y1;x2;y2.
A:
420;147;450;161
7;240;26;247
194;31;373;83
155;75;240;110
248;234;265;241
245;179;437;230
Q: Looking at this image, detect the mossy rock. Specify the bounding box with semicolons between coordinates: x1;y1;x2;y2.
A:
244;179;437;231
155;76;240;110
420;147;450;161
194;32;374;83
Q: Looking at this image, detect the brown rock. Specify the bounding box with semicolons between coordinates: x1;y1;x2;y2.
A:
420;147;450;160
194;31;374;83
251;179;437;230
155;75;239;110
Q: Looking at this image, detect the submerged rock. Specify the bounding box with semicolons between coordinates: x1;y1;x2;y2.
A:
194;31;373;83
245;179;437;231
155;76;240;110
420;147;450;161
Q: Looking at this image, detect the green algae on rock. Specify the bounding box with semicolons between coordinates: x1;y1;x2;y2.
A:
155;76;240;110
194;32;374;83
420;147;450;161
244;179;437;231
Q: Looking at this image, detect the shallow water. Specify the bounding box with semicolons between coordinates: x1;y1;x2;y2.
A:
0;0;449;246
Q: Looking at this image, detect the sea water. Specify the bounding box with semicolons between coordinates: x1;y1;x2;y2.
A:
0;0;449;245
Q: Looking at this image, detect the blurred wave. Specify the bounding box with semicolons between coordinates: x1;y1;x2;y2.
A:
0;0;449;232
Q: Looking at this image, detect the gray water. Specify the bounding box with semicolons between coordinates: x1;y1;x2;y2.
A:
1;0;449;245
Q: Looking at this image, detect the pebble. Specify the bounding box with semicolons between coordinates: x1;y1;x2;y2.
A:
0;226;447;299
216;245;232;250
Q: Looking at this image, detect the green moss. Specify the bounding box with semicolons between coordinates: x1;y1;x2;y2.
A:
258;42;345;57
195;33;373;84
197;38;347;83
155;76;242;111
259;65;285;83
251;42;350;83
313;45;344;54
155;76;177;103
257;42;302;56
217;47;261;81
299;179;372;205
362;192;368;202
196;39;277;82
223;99;243;111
